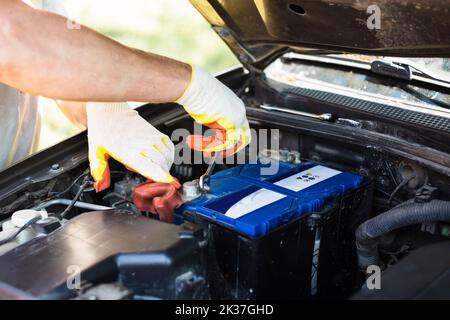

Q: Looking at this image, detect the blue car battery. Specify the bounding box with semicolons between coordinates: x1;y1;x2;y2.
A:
176;162;372;299
179;162;363;236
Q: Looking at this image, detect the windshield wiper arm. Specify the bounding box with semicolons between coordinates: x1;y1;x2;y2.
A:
371;59;450;87
371;60;412;81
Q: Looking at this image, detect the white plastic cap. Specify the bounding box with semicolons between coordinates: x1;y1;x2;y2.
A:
11;210;47;228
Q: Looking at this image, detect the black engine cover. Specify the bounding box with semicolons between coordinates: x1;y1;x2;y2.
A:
0;210;206;299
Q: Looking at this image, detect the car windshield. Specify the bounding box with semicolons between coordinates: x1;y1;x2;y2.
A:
265;53;450;115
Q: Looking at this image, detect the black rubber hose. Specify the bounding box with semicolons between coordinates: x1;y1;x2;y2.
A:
356;200;450;271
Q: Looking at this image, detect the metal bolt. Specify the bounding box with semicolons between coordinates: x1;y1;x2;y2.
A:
217;28;230;38
240;53;249;63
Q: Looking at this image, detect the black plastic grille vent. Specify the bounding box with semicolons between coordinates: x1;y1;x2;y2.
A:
284;87;450;133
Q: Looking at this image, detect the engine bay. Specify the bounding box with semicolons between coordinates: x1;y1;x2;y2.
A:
0;75;449;299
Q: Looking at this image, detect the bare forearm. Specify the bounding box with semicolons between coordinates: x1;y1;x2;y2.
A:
57;101;87;128
0;0;191;102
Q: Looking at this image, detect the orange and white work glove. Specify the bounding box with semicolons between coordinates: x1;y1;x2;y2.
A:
176;65;251;156
86;102;179;192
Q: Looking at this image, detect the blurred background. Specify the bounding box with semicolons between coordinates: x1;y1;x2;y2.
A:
38;0;239;150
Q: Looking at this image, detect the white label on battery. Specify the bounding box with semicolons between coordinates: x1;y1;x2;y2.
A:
225;165;341;219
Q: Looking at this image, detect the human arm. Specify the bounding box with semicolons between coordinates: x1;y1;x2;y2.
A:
0;0;191;103
0;0;250;190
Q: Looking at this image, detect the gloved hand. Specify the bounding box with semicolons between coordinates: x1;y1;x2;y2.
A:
86;102;179;192
176;65;251;156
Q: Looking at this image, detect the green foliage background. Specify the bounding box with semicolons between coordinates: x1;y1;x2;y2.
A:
63;0;239;73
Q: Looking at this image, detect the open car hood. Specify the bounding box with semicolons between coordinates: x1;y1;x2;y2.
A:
190;0;450;68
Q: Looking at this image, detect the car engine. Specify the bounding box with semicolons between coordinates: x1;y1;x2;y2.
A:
0;97;449;300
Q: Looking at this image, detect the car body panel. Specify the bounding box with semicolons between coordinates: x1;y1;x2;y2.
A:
190;0;450;69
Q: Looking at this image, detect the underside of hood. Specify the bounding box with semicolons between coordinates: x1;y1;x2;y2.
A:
190;0;450;67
